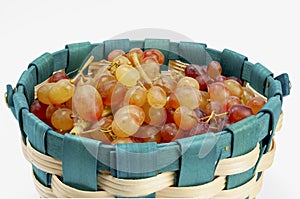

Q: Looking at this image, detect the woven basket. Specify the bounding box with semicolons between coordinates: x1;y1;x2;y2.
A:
5;39;290;198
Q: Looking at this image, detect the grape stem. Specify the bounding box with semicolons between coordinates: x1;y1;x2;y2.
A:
131;53;153;86
70;56;95;84
199;111;228;123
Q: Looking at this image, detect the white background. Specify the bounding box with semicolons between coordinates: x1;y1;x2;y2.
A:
0;0;299;198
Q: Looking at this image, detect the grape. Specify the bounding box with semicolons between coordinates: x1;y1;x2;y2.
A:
46;104;59;123
208;115;229;132
97;79;117;106
165;107;175;123
228;76;243;85
143;102;167;126
160;123;179;142
173;106;198;130
30;99;48;121
185;64;207;78
189;122;209;136
228;104;253;123
225;96;242;111
177;76;200;89
115;64;140;87
147;86;167;109
194;108;207;119
37;83;54;105
224;79;243;98
126;48;144;64
195;75;210;91
112;55;131;66
142;49;165;65
141;56;158;64
169;86;200;110
206;101;226;115
214;75;228;83
246;96;266;115
131;125;161;143
49;71;69;83
153;74;177;95
199;91;209;110
108;49;125;62
112;105;145;137
96;73;116;89
73;84;103;122
241;87;255;104
208;82;231;103
48;79;75;105
111;82;128;107
124;86;147;107
141;62;160;82
207;61;222;79
51;108;74;131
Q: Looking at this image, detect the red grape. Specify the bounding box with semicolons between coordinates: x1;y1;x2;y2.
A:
228;104;253;123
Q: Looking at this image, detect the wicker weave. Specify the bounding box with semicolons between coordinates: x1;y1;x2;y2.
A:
6;39;290;198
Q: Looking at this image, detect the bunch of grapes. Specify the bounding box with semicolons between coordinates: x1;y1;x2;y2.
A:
30;47;266;144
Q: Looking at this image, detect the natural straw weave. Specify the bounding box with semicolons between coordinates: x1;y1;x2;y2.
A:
22;136;276;198
6;39;290;198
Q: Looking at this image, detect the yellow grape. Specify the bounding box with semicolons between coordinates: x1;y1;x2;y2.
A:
48;79;75;105
112;105;145;137
147;86;167;109
115;64;140;87
51;108;74;131
177;76;200;90
124;86;147;107
37;83;54;104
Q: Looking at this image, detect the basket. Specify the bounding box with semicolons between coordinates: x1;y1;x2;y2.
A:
5;39;290;198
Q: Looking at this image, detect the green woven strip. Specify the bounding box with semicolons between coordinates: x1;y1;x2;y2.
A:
220;49;247;79
168;42;180;60
275;73;290;96
114;142;158;197
62;134;100;191
206;48;222;63
178;42;208;65
65;42;92;77
89;43;105;61
129;40;144;50
45;130;64;160
225;116;259;189
104;39;130;59
260;95;282;152
28;53;54;84
33;165;52;187
241;61;254;83
52;49;68;71
13;90;29;141
16;67;37;106
250;63;273;96
265;76;283;100
176;133;217;187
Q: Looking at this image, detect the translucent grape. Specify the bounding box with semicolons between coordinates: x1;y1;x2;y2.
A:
30;99;48;121
112;105;145;137
208;82;231;103
97;80;117;106
49;71;69;83
51;108;74;131
142;49;165;65
228;104;253;123
199;91;209;110
108;49;125;62
224;79;243;98
126;48;143;64
147;86;167;109
73;84;103;122
124;86;147;107
173;106;198;130
185;64;207;78
115;64;140;87
110;82;128;107
189;122;209;136
246;96;266;115
225;96;242;111
207;61;222;79
153;74;177;95
131;125;161;143
169;86;200;110
241;87;256;104
143;102;167;126
160;123;179;142
141;62;160;82
112;55;131;66
48;79;75;105
177;76;200;89
37;83;54;105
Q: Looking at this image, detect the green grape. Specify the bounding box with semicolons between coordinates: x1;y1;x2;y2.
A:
147;86;167;109
115;64;140;87
177;76;199;90
173;106;198;130
37;82;55;105
48;79;75;105
124;85;147;107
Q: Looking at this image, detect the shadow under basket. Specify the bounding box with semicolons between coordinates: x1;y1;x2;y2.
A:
6;39;290;198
